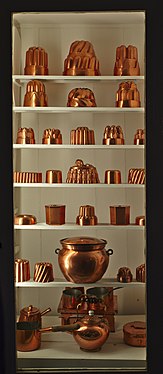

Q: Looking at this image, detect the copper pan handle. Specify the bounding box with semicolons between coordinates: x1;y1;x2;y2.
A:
41;307;51;316
39;322;81;333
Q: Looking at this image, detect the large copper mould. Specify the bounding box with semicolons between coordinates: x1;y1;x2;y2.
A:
114;45;140;76
128;168;145;184
103;125;124;145
63;40;100;76
42;128;62;144
16;127;35;144
45;204;65;225
23;80;48;107
55;236;113;283
104;170;121;184
70;126;95;145
123;321;146;347
33;262;54;282
45;170;62;183
110;205;130;225
24;46;49;75
13;171;42;183
134;129;145;145
136;263;145;282
15;259;30;282
116;81;141;108
76;205;98;226
67;88;97;107
66;159;100;184
117;267;133;283
14;214;37;225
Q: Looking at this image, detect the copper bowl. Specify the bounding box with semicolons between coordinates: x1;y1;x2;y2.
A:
45;205;65;225
45;170;62;183
15;259;30;282
14;214;37;225
104;170;121;184
110;206;130;225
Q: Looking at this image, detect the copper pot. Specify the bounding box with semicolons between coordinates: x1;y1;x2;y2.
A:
55;236;113;283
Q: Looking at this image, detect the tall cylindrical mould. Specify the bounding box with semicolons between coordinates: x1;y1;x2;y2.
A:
24;46;49;75
76;205;98;225
110;205;130;225
15;259;30;282
104;170;121;184
33;262;54;282
45;170;62;183
45;205;65;225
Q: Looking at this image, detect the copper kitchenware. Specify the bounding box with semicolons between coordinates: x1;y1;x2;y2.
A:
16;127;35;144
66;159;100;184
42;128;62;144
67;88;97;107
70;126;95;145
14;214;37;225
55;236;113;283
45;204;65;225
33;262;54;282
62;288;83;309
123;321;146;347
110;205;130;225
76;205;98;226
23;80;48;107
15;259;30;282
116;81;141;108
24;46;49;75
103;125;124;145
114;45;140;76
128;168;145;184
135;215;145;225
136;264;145;282
134;129;145;145
104;170;121;184
13;171;42;183
45;170;62;183
63;40;100;76
86;286;122;311
117;267;133;283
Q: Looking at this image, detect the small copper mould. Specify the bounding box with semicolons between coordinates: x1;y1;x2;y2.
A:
123;321;146;347
114;45;140;76
70;126;95;145
135;215;145;226
45;170;62;183
128;168;145;184
42;128;62;144
116;81;141;108
136;264;145;282
16;127;35;144
33;262;54;282
23;80;48;107
15;259;30;282
13;172;42;183
104;170;121;184
76;205;98;226
24;46;49;75
134;129;145;145
103;125;124;145
66;159;100;184
67;88;97;107
45;204;65;225
14;214;37;225
117;267;133;283
110;205;130;225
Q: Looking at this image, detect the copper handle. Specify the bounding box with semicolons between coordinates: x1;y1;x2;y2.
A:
39;322;81;333
106;248;113;256
55;248;60;254
40;307;51;316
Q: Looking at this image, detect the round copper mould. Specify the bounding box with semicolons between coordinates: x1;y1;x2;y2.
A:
135;215;145;226
104;170;121;184
128;168;145;184
15;259;30;282
116;81;141;108
110;205;130;225
23;80;48;107
66;159;100;184
13;172;42;183
123;321;146;347
67;88;97;107
24;46;49;75
76;205;98;226
45;204;65;225
136;264;145;282
117;267;133;283
14;214;37;225
33;262;54;282
70;126;95;145
103;125;124;145
16;127;35;144
46;170;62;183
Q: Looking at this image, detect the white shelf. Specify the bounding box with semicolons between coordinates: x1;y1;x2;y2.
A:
14;223;145;230
13;183;145;188
13;106;145;113
13;144;144;150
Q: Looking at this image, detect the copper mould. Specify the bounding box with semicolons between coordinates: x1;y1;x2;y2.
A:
70;126;95;145
128;168;145;184
15;259;30;282
104;170;121;184
67;88;97;107
13;172;42;183
66;159;100;184
117;267;133;283
45;204;65;225
136;264;146;282
63;40;100;76
33;262;54;282
103;125;124;145
23;80;48;107
135;215;145;226
14;214;37;225
16;127;35;144
134;129;145;145
24;46;48;75
116;81;141;108
45;170;62;183
114;45;140;76
123;321;146;347
42;128;62;144
55;236;113;283
76;205;98;226
110;205;130;225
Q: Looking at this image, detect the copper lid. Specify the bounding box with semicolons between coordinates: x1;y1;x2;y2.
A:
114;45;140;76
60;236;107;246
67;88;97;107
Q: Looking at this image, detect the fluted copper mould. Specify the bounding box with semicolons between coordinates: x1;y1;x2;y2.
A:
136;264;145;282
70;126;95;145
76;205;98;226
63;40;100;76
103;125;124;145
114;45;140;76
33;262;54;282
45;204;65;225
24;46;48;75
116;81;141;108
123;321;146;347
42;128;62;144
15;259;30;282
14;214;37;225
128;168;145;184
110;205;130;225
16;127;35;144
104;170;121;184
67;88;97;107
135;215;145;226
55;236;113;283
117;267;133;283
23;80;48;107
66;159;100;184
13;172;42;183
134;129;145;145
45;170;62;183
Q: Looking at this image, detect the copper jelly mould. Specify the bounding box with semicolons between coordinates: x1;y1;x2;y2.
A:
15;259;30;282
76;205;98;226
24;46;49;75
45;205;65;225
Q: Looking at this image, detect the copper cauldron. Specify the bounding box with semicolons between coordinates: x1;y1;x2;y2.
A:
55;236;113;283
